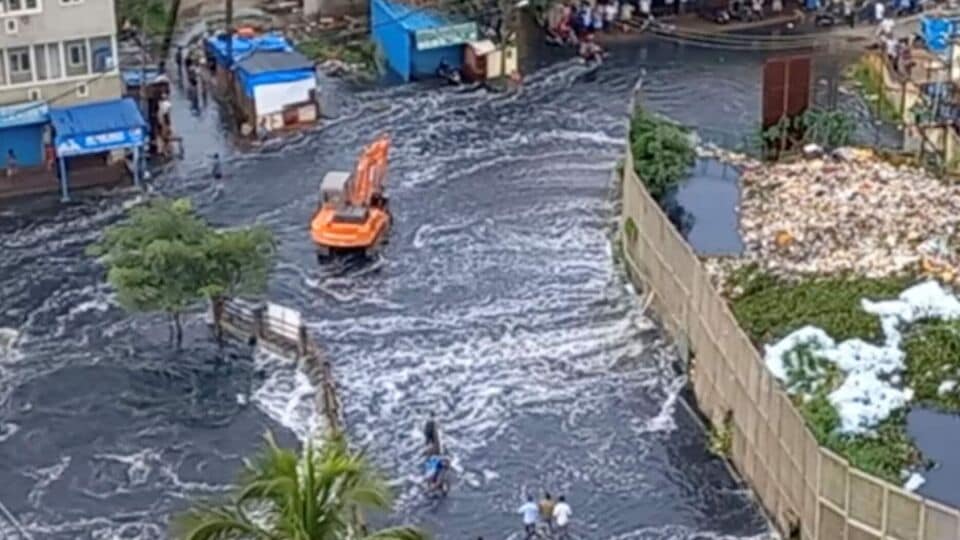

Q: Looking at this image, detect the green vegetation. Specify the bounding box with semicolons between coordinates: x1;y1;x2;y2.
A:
623;217;638;245
173;432;427;540
727;267;920;482
728;267;910;346
904;320;960;411
756;108;856;159
848;58;901;125
708;411;733;458
116;0;169;39
88;198;275;348
628;107;696;200
298;37;379;75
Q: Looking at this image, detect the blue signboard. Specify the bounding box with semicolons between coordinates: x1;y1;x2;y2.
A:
56;127;145;157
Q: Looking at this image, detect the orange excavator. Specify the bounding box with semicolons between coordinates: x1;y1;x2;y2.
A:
310;134;392;258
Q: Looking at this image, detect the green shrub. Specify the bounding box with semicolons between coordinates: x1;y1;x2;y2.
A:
728;267;910;345
629;107;695;200
904;320;960;412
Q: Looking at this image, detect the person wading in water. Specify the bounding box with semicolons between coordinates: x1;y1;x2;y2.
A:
423;412;440;455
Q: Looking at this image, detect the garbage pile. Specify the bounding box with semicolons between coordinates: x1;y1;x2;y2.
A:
700;147;960;287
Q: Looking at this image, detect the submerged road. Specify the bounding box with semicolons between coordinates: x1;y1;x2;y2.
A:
0;40;781;539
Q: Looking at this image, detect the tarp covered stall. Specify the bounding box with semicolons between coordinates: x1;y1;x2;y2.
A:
371;0;476;82
233;50;318;133
0;102;49;168
49;97;148;201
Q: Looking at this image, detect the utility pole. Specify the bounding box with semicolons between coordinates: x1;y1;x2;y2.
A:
225;0;234;67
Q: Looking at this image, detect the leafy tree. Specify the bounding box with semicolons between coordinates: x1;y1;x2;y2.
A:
116;0;169;39
629;107;696;201
200;226;276;344
173;432;428;540
88;198;275;348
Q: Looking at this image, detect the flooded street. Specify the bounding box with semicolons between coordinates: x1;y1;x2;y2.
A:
0;39;787;539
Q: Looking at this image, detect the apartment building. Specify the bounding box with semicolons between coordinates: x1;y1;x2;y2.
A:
0;0;122;107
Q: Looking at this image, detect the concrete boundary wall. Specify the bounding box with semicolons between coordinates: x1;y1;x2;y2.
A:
619;147;960;540
218;298;344;434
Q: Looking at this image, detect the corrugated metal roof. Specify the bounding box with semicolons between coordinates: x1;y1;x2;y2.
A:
0;101;49;130
49;97;147;138
236;50;315;75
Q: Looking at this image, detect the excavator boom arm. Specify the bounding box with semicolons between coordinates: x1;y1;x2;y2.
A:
348;134;391;206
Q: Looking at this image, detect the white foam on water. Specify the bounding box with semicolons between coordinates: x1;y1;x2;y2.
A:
251;349;322;442
764;280;960;435
636;374;687;434
24;455;71;507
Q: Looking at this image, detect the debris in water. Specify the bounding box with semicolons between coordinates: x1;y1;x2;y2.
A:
698;148;960;287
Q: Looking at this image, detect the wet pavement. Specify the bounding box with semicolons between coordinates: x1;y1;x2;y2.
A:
0;38;841;540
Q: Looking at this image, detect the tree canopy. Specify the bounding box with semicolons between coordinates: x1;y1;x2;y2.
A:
88;198;275;347
173;432;429;540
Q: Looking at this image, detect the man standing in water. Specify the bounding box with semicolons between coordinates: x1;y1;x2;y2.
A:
538;492;555;533
423;412;440;454
553;495;573;539
518;496;538;539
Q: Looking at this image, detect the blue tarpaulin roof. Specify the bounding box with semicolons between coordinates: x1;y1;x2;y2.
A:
50;98;148;157
0;101;49;130
206;32;293;66
921;16;958;55
120;67;168;87
377;0;447;31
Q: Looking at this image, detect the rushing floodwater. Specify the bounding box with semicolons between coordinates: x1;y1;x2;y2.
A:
0;39;791;539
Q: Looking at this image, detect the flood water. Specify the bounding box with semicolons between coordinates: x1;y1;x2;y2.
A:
0;38;848;540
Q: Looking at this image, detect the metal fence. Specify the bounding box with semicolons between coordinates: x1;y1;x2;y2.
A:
619;148;960;540
218;299;344;433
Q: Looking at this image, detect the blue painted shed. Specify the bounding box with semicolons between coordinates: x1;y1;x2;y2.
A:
0;102;49;168
49;97;148;201
371;0;478;82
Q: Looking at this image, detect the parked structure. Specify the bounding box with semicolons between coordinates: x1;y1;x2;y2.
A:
48;97;147;201
0;0;121;106
204;32;319;135
371;0;477;82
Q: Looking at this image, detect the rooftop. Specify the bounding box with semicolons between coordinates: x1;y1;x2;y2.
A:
49;98;147;138
236;50;315;75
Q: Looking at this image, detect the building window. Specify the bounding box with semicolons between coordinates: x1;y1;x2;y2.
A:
64;39;88;77
46;42;61;79
0;55;6;87
8;47;32;84
59;0;82;4
2;0;41;14
89;36;114;73
33;45;46;81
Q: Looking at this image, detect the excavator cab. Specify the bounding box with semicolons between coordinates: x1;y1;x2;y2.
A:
320;171;350;205
310;135;393;259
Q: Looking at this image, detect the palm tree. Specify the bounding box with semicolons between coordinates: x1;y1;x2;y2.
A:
173;432;428;540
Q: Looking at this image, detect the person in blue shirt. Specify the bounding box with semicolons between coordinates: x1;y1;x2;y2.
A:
518;495;538;539
424;454;447;494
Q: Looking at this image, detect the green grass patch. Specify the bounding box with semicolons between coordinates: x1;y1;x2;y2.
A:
728;266;910;346
629;107;696;201
847;58;901;125
904;320;960;412
728;267;922;482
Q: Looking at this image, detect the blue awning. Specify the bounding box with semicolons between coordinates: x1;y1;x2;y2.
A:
50;98;148;157
0;101;49;130
205;32;293;67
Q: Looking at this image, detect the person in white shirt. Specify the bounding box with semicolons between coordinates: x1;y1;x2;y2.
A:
518;496;538;539
553;495;572;539
873;0;885;24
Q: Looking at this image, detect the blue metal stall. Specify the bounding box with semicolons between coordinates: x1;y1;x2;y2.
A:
371;0;477;82
49;98;148;202
0;102;49;168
